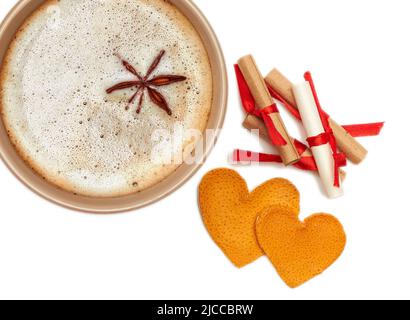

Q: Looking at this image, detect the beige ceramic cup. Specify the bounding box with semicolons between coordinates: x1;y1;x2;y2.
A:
0;0;227;213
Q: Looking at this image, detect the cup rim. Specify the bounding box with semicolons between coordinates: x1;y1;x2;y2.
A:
0;0;228;213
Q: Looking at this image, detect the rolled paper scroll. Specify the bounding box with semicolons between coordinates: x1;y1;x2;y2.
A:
237;56;300;166
292;81;344;199
242;115;346;180
265;69;368;164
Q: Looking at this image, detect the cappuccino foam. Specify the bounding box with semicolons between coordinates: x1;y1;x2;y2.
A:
0;0;213;197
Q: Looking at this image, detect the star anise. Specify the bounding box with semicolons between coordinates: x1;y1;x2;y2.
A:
106;50;187;115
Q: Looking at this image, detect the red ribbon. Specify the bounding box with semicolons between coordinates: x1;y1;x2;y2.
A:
234;65;287;146
304;72;347;187
234;64;258;115
306;132;330;147
342;123;384;137
233;139;318;172
268;86;302;121
233;150;282;164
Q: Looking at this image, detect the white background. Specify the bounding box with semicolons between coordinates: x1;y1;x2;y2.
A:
0;0;407;300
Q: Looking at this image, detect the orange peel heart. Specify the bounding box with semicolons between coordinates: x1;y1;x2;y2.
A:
198;168;299;268
256;204;346;288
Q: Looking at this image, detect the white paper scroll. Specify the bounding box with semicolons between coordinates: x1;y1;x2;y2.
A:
292;82;343;199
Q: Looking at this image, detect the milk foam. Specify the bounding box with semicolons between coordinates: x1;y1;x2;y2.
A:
0;0;213;197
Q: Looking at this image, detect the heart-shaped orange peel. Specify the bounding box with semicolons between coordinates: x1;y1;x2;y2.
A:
256;204;346;288
198;168;299;268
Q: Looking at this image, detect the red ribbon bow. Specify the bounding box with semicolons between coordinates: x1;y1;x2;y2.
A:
234;65;287;146
304;72;347;187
